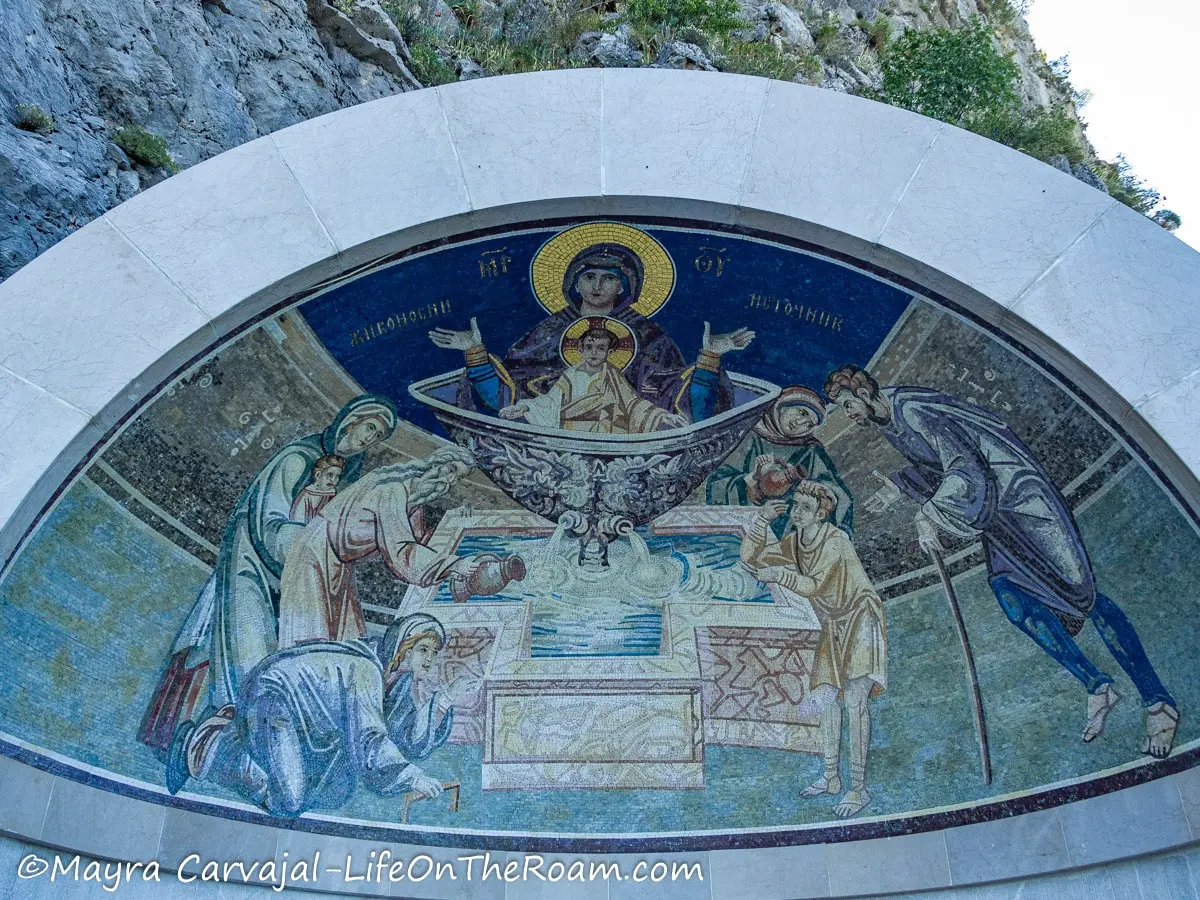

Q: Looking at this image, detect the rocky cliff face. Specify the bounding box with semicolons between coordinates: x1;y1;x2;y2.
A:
0;0;417;279
0;0;1070;281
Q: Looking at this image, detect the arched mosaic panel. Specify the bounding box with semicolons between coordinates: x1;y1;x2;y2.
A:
2;217;1196;851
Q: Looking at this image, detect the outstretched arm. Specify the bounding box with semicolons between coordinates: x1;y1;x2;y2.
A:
689;322;756;422
372;483;465;587
428;317;483;352
703;321;756;357
430;318;514;410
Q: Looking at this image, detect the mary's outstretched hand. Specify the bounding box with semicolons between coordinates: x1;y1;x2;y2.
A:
702;321;756;355
429;316;483;351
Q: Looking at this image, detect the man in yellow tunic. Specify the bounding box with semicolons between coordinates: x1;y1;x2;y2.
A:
741;480;887;818
498;323;688;434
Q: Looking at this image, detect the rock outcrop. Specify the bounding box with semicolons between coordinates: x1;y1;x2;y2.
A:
575;25;644;67
0;0;1116;281
655;41;718;71
739;1;815;53
1;0;417;279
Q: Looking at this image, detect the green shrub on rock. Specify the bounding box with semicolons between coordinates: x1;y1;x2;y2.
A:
1093;155;1162;215
978;0;1028;29
716;39;806;81
854;15;890;52
1152;210;1182;233
871;19;1019;126
809;13;840;52
15;104;56;135
970;104;1084;165
114;127;178;172
410;43;458;83
870;18;1174;226
622;0;739;36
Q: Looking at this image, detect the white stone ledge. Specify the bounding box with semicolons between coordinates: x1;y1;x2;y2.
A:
0;755;1196;898
0;68;1198;897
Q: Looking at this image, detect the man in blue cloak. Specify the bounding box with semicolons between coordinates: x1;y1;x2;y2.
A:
825;364;1178;759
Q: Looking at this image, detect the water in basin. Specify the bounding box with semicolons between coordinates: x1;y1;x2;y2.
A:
428;526;770;656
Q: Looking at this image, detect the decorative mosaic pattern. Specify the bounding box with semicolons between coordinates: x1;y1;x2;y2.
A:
1;218;1198;850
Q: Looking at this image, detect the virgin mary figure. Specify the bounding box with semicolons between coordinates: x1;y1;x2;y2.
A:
139;394;399;753
429;223;753;421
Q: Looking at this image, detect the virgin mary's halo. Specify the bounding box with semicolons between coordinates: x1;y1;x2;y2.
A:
530;222;676;317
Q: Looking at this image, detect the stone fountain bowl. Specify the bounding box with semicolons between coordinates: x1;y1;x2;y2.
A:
409;370;781;543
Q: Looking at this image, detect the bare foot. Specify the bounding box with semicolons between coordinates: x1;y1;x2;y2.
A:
1141;703;1179;759
834;789;870;818
1082;684;1121;743
800;773;841;798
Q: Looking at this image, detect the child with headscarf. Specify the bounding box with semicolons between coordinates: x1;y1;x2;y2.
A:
382;613;476;771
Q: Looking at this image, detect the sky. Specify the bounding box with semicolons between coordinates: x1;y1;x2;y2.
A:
1025;0;1199;249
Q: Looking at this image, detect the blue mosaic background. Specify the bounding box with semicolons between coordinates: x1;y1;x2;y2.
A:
300;227;911;433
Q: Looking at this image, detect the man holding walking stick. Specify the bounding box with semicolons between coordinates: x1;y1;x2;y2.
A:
824;365;1179;762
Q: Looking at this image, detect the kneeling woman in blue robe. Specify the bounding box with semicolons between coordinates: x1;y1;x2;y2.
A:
172;614;467;817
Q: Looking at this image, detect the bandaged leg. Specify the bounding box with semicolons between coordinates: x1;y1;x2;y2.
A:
992;576;1124;742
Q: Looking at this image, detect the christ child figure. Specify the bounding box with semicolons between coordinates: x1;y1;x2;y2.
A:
290;455;345;523
498;320;688;434
741;481;887;819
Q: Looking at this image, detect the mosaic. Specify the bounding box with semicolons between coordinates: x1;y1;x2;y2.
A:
2;218;1198;849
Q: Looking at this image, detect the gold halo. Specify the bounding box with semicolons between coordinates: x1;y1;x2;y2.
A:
560;317;637;371
530;222;675;317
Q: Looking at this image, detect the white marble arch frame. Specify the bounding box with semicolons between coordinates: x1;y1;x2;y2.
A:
1;69;1199;897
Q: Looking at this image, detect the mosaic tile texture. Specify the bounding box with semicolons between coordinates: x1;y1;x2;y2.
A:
1;219;1197;850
